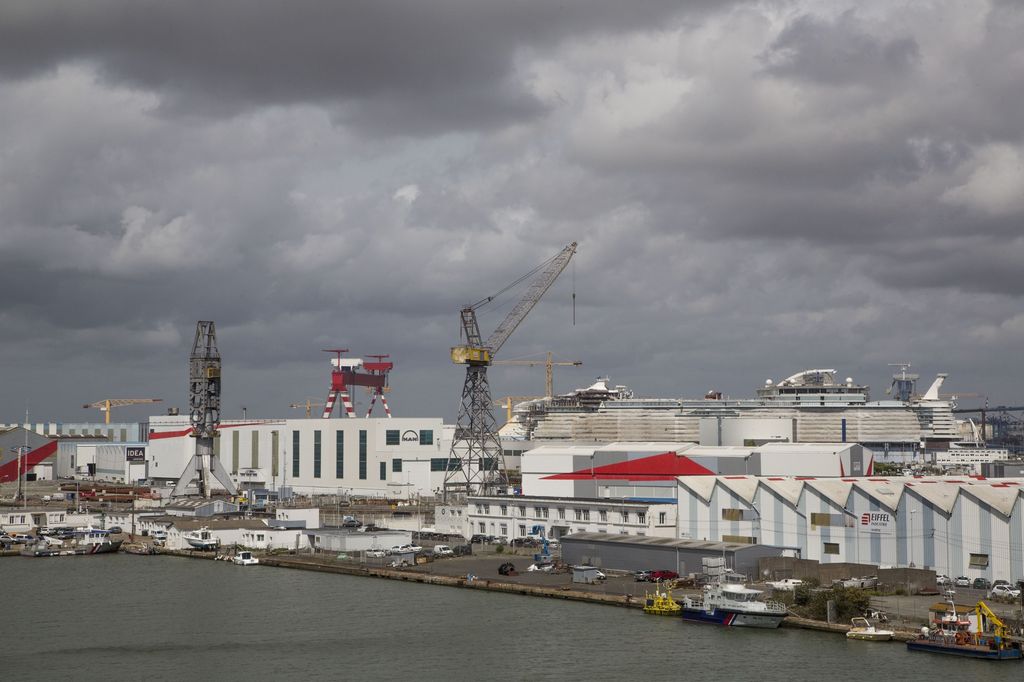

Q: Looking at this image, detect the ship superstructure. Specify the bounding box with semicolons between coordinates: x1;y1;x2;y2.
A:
501;368;959;456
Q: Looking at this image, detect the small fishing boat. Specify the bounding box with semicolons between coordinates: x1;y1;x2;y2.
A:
846;617;894;641
183;527;220;550
232;551;259;566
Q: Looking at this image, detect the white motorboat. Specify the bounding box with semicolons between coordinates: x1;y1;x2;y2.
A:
183;527;220;550
232;551;259;566
846;617;894;641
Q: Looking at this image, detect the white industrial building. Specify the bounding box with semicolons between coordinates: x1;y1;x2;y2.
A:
145;415;456;498
674;475;1024;582
465;495;678;541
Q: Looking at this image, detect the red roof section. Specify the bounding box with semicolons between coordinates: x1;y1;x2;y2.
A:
542;452;715;481
0;440;58;483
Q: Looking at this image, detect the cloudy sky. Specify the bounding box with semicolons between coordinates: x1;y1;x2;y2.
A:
2;0;1022;425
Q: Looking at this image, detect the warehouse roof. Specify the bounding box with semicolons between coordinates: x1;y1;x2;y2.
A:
562;532;769;552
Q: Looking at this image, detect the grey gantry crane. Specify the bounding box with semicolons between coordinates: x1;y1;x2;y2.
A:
444;242;577;499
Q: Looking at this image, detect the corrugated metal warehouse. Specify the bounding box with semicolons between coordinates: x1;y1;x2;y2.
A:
561;532;789;577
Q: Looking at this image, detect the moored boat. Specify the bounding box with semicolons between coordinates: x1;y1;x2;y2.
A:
232;551;259;566
20;528;123;557
643;587;681;616
678;575;788;628
906;597;1022;660
846;617;894;641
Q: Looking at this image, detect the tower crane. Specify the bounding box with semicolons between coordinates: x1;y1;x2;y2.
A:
290;399;326;418
494;351;582;398
444;241;577;499
83;398;162;424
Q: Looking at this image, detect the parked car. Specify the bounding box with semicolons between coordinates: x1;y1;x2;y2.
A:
593;570;607;581
988;584;1021;600
973;577;992;590
767;578;804;591
107;526;123;535
633;570;653;582
0;533;13;548
9;533;33;544
365;549;386;558
469;534;488;544
432;545;454;557
935;574;951;586
650;570;679;582
954;576;971;587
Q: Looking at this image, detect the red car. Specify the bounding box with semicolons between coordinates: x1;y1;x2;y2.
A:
650;570;679;582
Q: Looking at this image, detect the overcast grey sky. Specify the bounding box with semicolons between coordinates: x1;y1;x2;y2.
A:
1;0;1022;424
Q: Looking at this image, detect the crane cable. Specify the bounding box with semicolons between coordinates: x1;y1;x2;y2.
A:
469;250;561;311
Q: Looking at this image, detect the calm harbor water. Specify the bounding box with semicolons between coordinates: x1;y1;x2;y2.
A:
4;555;1023;681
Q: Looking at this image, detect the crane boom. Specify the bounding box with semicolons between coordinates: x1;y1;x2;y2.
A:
451;242;577;367
484;242;576;355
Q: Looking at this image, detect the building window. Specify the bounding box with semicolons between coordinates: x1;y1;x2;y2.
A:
574;509;583;521
518;505;526;517
484;505;490;514
810;512;838;528
379;461;386;480
658;512;667;525
386;430;400;446
292;430;300;478
499;523;507;536
969;553;990;568
534;507;542;517
479;522;486;533
722;535;757;544
621;512;629;523
721;508;744;522
557;508;566;520
500;505;507;515
475;505;483;514
636;512;646;524
335;431;344;478
313;430;322;478
419;429;433;445
358;430;367;480
431;458;458;472
599;510;607;522
518;524;526;536
582;510;590;521
541;507;549;519
823;542;840;555
392;458;402;473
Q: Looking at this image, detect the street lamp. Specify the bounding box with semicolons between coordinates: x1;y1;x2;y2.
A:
909;508;917;568
11;446;29;507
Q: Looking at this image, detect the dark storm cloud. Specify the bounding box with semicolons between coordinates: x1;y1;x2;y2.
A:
0;0;713;135
2;0;1023;423
760;10;920;86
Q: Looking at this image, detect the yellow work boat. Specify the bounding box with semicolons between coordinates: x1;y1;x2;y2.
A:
643;587;681;616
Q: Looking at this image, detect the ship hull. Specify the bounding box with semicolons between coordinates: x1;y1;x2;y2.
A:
680;607;785;628
906;640;1022;660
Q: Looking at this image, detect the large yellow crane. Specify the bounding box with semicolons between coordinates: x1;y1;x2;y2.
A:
446;241;577;498
494;351;582;398
83;398;162;424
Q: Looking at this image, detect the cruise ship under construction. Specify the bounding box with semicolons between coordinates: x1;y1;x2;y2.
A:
500;367;959;458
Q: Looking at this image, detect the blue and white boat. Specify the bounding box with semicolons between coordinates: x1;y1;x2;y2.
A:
679;575;788;628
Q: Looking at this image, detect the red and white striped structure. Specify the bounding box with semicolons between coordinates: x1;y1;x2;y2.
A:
321;349;393;419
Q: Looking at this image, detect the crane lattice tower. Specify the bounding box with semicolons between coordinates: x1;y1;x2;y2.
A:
444;242;576;500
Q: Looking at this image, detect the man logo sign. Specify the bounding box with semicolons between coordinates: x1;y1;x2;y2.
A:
401;430;419;442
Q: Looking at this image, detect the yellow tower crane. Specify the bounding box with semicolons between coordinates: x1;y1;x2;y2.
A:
83;398;162;424
493;396;543;424
289;399;326;418
493;352;582;398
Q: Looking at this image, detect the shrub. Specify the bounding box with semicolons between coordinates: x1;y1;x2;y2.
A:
803;586;871;622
